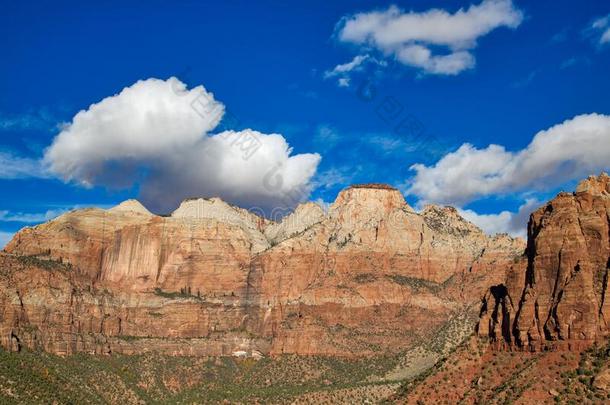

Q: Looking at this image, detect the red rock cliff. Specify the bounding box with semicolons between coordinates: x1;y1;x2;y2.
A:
479;173;610;350
1;184;524;357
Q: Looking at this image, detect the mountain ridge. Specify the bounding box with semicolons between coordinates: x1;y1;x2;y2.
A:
0;182;524;358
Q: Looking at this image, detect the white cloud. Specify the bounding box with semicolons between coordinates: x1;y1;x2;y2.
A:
0;152;49;179
459;198;540;238
0;231;14;249
407;113;610;206
335;0;523;75
44;77;321;213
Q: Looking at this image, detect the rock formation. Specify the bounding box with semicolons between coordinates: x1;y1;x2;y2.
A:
1;183;525;357
479;173;610;350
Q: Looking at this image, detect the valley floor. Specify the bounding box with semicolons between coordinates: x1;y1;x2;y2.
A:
0;349;401;404
2;338;610;404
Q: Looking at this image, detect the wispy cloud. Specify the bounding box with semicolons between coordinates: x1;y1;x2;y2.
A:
511;70;539;88
0;208;68;223
582;14;610;47
585;14;610;46
324;54;386;87
313;124;341;151
0;203;118;226
365;134;416;155
0;151;49;179
550;29;569;44
560;57;579;69
0;109;59;132
324;55;370;79
313;166;356;190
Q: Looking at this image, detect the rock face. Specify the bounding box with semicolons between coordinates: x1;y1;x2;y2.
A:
1;184;524;357
479;173;610;350
594;366;610;393
108;199;153;216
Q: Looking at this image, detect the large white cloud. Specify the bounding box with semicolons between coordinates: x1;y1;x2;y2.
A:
44;77;321;213
334;0;523;75
407;113;610;206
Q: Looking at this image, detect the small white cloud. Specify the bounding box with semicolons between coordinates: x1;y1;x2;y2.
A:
44;77;321;213
407;113;610;206
324;55;370;78
459;198;541;237
337;77;351;87
335;0;523;75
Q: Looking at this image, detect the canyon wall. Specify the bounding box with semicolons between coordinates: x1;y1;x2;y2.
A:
0;184;524;357
479;173;610;350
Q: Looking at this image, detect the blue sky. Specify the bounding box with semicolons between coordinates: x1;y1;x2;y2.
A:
1;0;609;244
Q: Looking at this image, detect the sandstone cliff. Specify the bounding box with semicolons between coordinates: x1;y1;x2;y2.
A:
1;184;524;357
479;173;610;350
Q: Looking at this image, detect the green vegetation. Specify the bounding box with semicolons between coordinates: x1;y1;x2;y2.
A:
387;274;442;293
16;255;72;272
153;287;202;301
0;348;402;404
354;273;377;283
557;340;610;403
